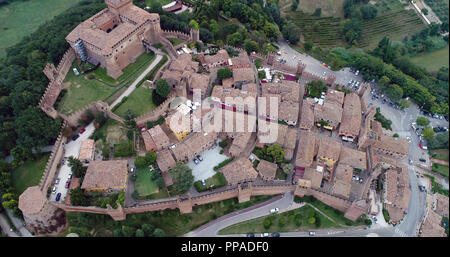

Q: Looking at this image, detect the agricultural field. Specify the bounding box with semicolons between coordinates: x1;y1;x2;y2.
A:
358;9;426;49
279;0;345;17
285;12;345;48
0;0;84;58
11;153;50;195
424;0;449;22
430;148;449;162
113;87;156;119
409;45;449;72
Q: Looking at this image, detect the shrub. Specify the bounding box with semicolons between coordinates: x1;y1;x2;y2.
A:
295;214;302;227
279;217;286;227
219;140;228;148
134;156;147;168
263;217;271;229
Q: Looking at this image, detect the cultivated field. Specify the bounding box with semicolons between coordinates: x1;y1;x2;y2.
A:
0;0;84;58
279;0;345;17
410;45;449;72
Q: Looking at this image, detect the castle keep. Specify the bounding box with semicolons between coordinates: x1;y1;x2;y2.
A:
66;0;163;79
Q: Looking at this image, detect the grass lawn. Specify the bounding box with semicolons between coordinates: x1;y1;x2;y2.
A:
167;37;185;47
113;87;156;118
219;205;336;235
66;195;275;236
11;153;50;194
58;52;155;115
145;0;172;7
96;119;127;145
430;149;449;162
275;169;287;180
193;172;227;192
432;163;449;179
409;45;449;72
57;63;117;115
134;167;158;197
0;0;84;58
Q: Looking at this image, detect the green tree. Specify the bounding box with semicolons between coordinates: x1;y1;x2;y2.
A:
313;8;322;17
67;156;87;178
399;99;411;109
266;144;285;164
282;163;293;174
217;68;233;80
304;41;313;51
155;79;171;98
255;59;262;68
360;5;377;19
209;19;219;39
135;229;145;237
153;228;166;237
258;70;266;80
279;217;286;227
94;112;107;127
244;39;258;53
142;224;155;236
306;80;327;97
281;21;301;45
422;127;435;141
378;75;391;87
168;163;194;194
189;20;199;30
69;187;90;206
145;151;157;165
121;225;135;237
308;217;316;224
134;156;147;168
113;229;122;237
385;84;403;101
263;22;281;41
226;32;243;46
416;116;430;127
422;8;428;15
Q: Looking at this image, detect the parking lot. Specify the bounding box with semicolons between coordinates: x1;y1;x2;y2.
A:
187;139;228;181
49;123;96;202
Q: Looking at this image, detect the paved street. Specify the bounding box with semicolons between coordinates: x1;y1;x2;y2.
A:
0;213;18;237
185;191;294;237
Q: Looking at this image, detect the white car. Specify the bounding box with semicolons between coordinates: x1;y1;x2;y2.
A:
309;231;316;236
261;233;269;237
52;186;57;194
55;178;61;184
270;208;279;214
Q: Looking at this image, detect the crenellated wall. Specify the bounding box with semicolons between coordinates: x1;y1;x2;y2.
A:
135;91;176;125
162;30;191;41
38;121;67;193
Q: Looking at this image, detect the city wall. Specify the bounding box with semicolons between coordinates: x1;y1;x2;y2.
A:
135;91;176;125
38;121;68;193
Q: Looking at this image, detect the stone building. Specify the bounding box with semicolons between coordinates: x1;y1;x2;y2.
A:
66;0;163;79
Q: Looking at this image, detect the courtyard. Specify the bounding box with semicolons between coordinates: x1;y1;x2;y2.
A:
188;139;227;181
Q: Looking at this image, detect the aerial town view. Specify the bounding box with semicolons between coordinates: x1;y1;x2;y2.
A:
0;0;449;242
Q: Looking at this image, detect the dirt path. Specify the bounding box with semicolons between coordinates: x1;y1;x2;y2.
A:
430;158;449;166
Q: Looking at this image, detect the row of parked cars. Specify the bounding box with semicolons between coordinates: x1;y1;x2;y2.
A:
52;173;72;201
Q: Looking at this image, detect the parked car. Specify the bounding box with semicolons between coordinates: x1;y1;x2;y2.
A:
270;208;279;214
55;178;61;184
68;173;73;179
197;155;203;161
271;233;280;237
246;233;255;237
52;186;57;194
193;158;200;165
419;158;426;163
55;193;62;202
72;134;80;141
80;128;86;134
130;167;135;173
202;179;206;186
261;233;269;237
359;178;363;183
65;179;71;189
309;231;316;236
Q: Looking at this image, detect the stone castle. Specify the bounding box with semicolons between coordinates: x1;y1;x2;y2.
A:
66;0;164;79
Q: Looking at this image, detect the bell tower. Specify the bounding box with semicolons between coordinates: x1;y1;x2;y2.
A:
105;0;133;15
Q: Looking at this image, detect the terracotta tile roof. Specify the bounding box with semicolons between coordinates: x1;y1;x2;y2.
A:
202;49;230;67
326;89;345;106
420;209;446;237
229;132;252;157
256;160;278;180
81;160;128;191
339;93;362;138
233;68;254;83
279;101;299;124
222;77;234;88
221;157;258;185
261;81;300;102
79;139;95;160
435;193;449;217
170;131;218;162
229;53;251;68
300;98;315;130
142;130;157;152
295;130;317;168
156;149;176;172
314;101;343;128
384;165;411;222
303;167;323;189
332;163;353;199
339;147;367;170
168;53;198;72
149;125;171;150
18;186;47;215
317;138;342;163
373;136;409;157
188;73;210;96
